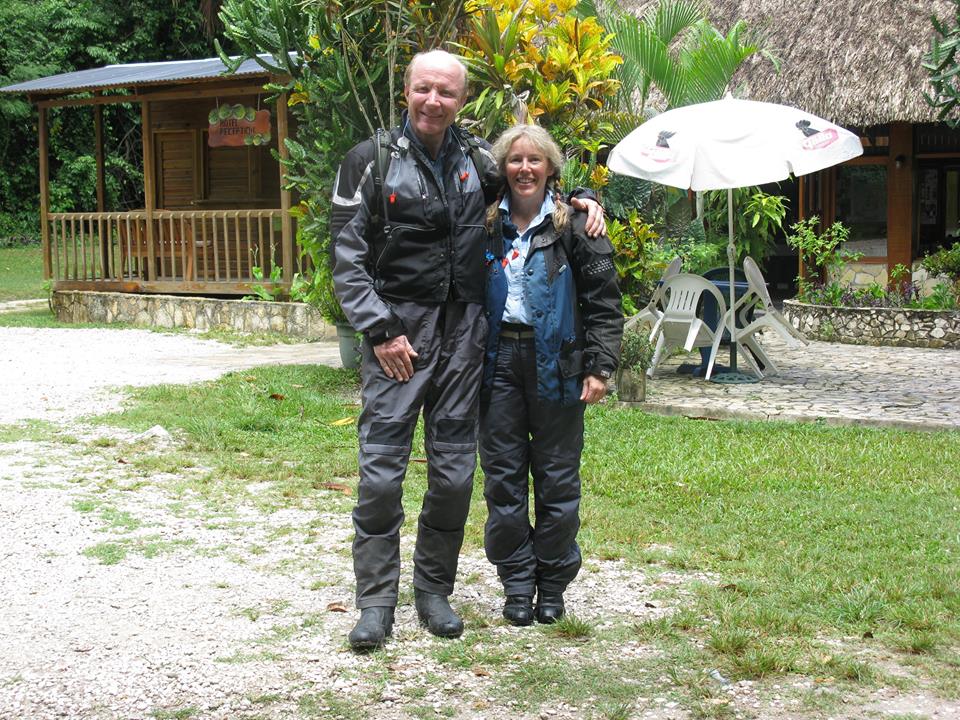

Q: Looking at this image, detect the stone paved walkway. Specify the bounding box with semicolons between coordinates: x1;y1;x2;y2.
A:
637;331;960;431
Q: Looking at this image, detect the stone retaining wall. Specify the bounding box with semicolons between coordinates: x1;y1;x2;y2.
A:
782;299;960;349
52;290;336;340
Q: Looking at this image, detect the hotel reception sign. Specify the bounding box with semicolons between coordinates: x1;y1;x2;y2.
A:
208;104;272;147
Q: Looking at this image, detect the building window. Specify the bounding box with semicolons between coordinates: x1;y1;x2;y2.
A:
917;163;960;255
835;164;887;258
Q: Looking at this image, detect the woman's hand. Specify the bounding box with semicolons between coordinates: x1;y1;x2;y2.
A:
570;197;606;237
580;374;608;404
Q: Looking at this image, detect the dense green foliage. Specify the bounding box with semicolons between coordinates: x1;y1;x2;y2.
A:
922;243;960;284
703;186;788;265
0;0;223;243
218;0;773;320
788;218;960;310
219;0;471;322
585;0;775;138
454;0;621;146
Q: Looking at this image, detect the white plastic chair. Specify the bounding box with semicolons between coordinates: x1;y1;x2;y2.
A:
623;256;682;337
647;273;728;378
715;256;809;377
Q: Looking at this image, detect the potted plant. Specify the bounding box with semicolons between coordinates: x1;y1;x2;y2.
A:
316;266;362;370
290;219;361;370
314;267;361;370
616;324;655;403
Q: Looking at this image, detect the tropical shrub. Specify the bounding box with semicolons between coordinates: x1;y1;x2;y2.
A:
798;280;958;311
920;245;960;309
785;216;861;302
921;244;960;284
585;0;776;141
601;169;726;310
619;322;656;373
703;187;788;266
788;219;960;310
220;0;470;322
606;210;659;314
455;0;621;150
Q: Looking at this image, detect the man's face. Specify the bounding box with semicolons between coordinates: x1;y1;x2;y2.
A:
404;56;466;148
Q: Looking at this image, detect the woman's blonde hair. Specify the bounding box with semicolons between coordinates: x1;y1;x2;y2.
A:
488;124;569;231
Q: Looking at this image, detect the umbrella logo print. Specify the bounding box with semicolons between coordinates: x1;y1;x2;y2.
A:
796;120;839;151
638;131;676;164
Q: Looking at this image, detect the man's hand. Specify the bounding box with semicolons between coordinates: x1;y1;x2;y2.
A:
373;335;419;382
570;197;607;237
581;374;608;404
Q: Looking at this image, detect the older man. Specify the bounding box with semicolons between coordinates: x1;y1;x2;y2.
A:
331;49;604;651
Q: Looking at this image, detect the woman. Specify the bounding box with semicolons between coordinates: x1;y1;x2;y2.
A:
480;124;623;626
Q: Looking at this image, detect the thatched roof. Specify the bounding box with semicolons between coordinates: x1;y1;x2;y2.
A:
624;0;954;126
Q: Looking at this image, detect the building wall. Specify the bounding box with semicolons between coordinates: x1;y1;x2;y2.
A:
150;95;282;210
834;261;949;296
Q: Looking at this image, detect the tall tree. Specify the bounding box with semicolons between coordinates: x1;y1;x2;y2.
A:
0;0;218;241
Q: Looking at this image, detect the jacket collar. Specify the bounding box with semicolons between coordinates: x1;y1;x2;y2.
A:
401;111;457;160
498;189;555;241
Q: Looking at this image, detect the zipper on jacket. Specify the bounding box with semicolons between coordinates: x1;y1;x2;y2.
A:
409;141;457;297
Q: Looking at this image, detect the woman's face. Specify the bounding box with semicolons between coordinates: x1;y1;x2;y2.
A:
504;137;552;204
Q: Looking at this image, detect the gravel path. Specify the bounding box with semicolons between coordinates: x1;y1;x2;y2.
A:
0;327;955;720
0;327;340;425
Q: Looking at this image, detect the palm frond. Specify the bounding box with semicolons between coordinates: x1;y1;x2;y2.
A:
647;0;706;45
597;110;645;145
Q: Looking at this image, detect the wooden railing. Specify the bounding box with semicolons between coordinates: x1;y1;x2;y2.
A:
46;209;298;294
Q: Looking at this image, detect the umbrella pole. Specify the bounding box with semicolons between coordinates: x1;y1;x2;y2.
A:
728;188;737;372
710;188;758;384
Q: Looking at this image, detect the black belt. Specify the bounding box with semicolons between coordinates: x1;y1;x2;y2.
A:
500;322;535;340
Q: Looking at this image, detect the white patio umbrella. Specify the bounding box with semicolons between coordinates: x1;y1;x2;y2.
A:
608;97;863;381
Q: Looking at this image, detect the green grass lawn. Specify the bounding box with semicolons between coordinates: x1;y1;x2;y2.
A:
0;245;46;301
87;363;959;698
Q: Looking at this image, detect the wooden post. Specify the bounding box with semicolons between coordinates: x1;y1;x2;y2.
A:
94;101;110;277
887;122;914;285
141;100;156;281
277;92;293;284
94;103;106;212
38;106;52;280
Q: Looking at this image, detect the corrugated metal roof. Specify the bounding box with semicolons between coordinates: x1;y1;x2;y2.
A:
0;54;290;95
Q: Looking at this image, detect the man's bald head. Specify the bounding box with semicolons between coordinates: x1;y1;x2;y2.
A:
403;50;468;97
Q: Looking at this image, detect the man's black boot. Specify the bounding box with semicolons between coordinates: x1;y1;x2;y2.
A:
414;589;464;638
502;595;534;626
535;592;565;624
348;607;394;651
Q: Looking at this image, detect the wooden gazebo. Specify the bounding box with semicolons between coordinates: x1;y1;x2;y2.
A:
0;55;298;295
